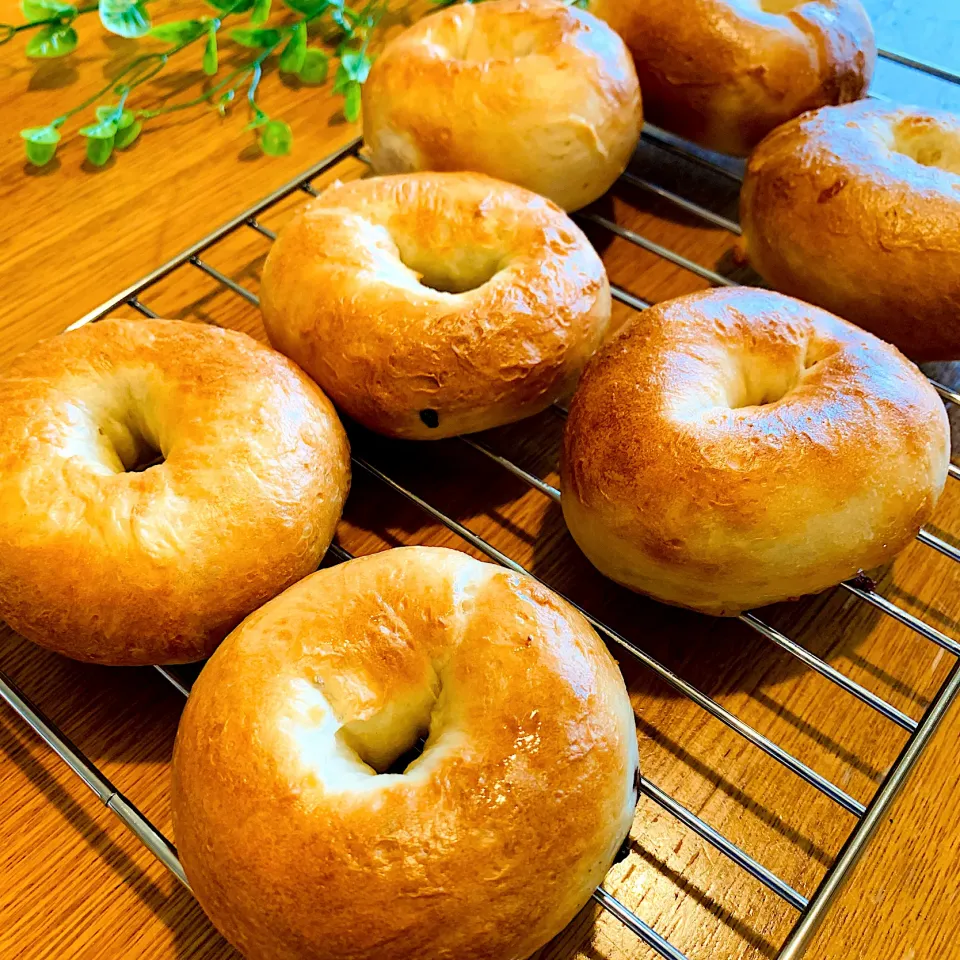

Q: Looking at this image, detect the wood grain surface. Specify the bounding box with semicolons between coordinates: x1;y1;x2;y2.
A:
0;2;958;959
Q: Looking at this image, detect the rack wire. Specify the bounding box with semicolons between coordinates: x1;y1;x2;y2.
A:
3;49;960;960
877;47;960;86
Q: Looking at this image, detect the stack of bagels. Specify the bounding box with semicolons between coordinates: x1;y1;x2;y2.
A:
0;1;955;959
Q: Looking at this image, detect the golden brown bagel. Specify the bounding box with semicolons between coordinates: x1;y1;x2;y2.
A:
172;546;639;960
740;101;960;360
260;172;611;439
590;0;875;156
362;0;642;211
561;288;949;615
0;318;350;665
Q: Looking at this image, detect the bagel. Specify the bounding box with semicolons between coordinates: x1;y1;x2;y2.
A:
361;0;642;211
260;171;611;439
171;546;639;960
0;318;350;665
740;102;960;360
560;288;950;616
589;0;875;156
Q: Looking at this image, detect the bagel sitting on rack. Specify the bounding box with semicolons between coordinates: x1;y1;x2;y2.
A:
361;0;643;211
260;171;611;439
0;317;350;665
740;101;960;360
172;546;639;960
589;0;875;156
561;288;950;615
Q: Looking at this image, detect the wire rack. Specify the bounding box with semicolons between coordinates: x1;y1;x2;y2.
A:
2;47;960;960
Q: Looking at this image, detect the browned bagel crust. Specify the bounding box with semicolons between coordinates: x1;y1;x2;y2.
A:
560;289;949;615
0;318;350;664
362;0;642;211
172;546;639;960
260;172;611;439
590;0;875;156
740;101;960;360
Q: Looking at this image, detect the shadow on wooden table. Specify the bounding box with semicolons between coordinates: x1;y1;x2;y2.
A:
0;711;234;959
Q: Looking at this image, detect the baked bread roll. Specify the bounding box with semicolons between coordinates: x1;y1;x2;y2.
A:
740;101;960;359
362;0;643;210
260;172;611;439
590;0;875;156
561;289;950;615
0;318;350;665
172;546;639;960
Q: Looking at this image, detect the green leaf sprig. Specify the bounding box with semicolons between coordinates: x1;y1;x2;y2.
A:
18;5;228;168
6;0;98;59
99;0;151;39
15;0;385;169
3;0;156;60
330;0;381;122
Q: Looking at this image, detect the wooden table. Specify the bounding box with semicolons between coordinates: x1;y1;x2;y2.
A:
1;2;958;958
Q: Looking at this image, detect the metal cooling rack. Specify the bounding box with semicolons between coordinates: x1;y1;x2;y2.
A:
2;47;960;960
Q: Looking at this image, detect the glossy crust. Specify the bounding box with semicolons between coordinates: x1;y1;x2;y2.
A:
260;172;611;439
362;0;642;211
740;101;960;359
172;546;639;960
590;0;874;156
0;318;350;665
561;289;950;615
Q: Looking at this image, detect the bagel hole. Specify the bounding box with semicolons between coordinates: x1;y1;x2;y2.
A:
101;419;165;474
336;672;441;775
724;338;837;411
125;439;164;473
416;272;496;294
728;365;799;409
731;389;789;409
803;340;840;370
382;735;429;775
339;721;433;776
396;238;503;294
892;121;960;175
